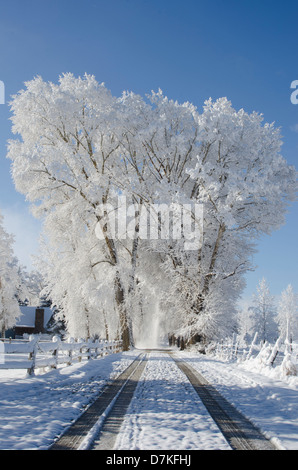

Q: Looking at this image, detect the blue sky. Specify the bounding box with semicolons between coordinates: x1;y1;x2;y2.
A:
0;0;297;303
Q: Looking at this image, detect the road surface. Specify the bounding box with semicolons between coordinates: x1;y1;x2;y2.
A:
49;349;277;451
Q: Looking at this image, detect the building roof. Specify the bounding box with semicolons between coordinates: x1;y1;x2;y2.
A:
17;306;53;328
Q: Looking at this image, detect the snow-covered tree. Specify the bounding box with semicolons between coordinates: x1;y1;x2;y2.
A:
250;278;278;343
7;74;297;346
7;75;136;348
0;212;22;337
21;269;45;306
116;93;297;343
182;98;296;343
237;305;256;345
35;210;120;340
277;284;298;343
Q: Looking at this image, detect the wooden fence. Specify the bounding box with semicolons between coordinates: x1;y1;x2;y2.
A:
212;333;298;373
0;337;122;376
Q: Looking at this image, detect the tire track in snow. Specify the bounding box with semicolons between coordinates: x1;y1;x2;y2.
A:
90;355;148;450
49;353;146;450
170;353;277;450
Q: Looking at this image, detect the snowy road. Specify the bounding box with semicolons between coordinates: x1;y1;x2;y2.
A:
113;352;231;450
43;350;286;450
0;348;297;450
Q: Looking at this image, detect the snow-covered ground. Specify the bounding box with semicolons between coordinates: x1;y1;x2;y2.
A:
0;350;140;450
179;350;298;451
0;348;297;450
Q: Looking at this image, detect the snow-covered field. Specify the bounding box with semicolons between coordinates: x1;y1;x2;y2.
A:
0;348;297;450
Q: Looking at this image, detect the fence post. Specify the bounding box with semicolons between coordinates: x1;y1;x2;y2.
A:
86;339;92;360
95;340;99;358
27;337;38;376
78;345;83;362
267;337;282;367
52;348;58;369
246;332;258;361
51;336;59;369
67;338;75;365
75;338;83;362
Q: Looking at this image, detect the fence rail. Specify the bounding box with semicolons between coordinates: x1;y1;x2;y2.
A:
0;337;122;376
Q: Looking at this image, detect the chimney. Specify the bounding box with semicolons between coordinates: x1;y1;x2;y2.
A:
35;308;45;333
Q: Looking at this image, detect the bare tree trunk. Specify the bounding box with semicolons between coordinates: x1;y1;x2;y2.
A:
185;224;226;346
202;223;226;297
103;310;109;341
98;211;133;350
84;308;91;340
115;274;130;351
125;202;142;349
